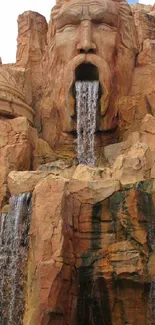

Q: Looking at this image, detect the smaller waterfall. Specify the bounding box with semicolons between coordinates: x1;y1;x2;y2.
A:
0;192;32;325
0;213;7;323
75;81;99;166
0;213;6;246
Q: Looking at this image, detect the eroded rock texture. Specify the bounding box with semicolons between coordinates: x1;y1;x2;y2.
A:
0;117;33;207
16;11;48;104
22;176;155;325
16;11;47;69
1;1;155;325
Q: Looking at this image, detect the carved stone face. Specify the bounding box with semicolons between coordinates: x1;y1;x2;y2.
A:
45;0;138;133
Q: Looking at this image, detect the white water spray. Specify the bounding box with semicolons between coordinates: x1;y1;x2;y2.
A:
0;192;31;325
75;81;99;166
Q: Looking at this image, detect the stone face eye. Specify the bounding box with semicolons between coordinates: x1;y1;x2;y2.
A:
98;24;114;31
93;21;115;32
61;25;76;32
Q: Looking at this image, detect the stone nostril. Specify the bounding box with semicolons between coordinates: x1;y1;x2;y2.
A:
79;48;96;54
79;49;85;54
89;48;96;54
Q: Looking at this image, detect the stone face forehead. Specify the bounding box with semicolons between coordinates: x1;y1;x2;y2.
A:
54;0;119;27
60;0;118;10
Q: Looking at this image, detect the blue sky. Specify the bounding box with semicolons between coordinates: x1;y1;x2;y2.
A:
128;0;139;3
0;0;154;63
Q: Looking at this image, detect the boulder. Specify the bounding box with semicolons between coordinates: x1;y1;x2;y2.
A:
0;117;34;208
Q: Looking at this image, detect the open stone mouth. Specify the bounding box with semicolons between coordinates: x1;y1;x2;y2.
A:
75;63;99;81
69;63;102;119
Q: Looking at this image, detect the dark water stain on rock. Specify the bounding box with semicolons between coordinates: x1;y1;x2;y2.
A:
137;191;155;250
91;203;102;251
77;264;112;325
77;202;112;325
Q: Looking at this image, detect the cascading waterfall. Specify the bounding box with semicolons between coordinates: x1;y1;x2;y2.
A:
0;213;7;323
0;192;32;325
0;213;6;246
75;81;99;166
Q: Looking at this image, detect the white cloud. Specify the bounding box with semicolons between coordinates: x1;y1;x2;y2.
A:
0;0;56;63
139;0;155;4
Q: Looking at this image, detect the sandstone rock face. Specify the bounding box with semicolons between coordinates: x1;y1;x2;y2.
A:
32;138;56;168
2;1;155;160
0;117;36;208
10;0;155;161
23;175;155;325
16;11;48;106
0;117;68;209
8;171;53;195
16;11;47;70
133;10;155;50
118;5;155;142
0;66;34;123
38;0;138;155
8;159;77;195
31;0;155;160
2;1;155;325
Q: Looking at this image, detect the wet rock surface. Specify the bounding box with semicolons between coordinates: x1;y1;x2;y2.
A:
21;177;155;325
1;1;155;325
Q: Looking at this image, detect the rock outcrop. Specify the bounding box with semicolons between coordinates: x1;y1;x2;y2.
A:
1;1;155;325
8;171;155;325
0;66;33;121
16;11;47;70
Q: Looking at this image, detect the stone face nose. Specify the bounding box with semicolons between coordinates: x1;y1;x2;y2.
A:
77;20;96;54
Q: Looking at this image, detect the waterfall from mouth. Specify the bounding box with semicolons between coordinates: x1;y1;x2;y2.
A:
75;81;99;166
0;192;32;325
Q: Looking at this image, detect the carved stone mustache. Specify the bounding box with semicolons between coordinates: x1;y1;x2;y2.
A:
64;53;111;116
